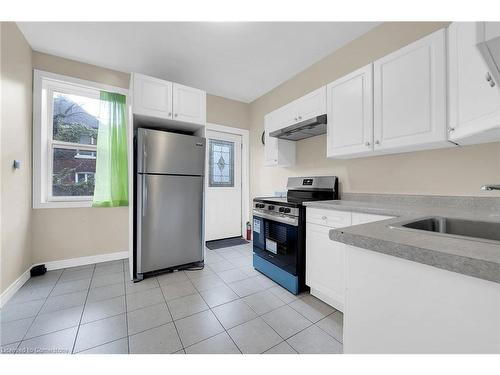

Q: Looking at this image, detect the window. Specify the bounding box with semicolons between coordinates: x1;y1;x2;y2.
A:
50;91;100;200
33;70;128;208
208;139;234;187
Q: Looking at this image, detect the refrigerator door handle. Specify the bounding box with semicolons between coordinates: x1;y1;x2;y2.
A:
142;177;148;217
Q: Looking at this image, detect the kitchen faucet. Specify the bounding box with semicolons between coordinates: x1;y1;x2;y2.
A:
480;184;500;191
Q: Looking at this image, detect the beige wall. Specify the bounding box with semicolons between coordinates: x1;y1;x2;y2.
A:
1;23;33;294
4;21;500;290
31;52;131;264
30;52;250;264
249;22;500;199
206;94;250;130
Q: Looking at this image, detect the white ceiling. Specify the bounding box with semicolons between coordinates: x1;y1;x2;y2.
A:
17;22;380;103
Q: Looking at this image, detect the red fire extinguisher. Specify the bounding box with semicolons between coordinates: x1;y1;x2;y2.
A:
246;221;252;241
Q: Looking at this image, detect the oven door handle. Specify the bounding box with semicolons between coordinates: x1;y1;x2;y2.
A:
253;210;299;226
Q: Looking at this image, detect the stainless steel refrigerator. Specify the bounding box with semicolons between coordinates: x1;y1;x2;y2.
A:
135;128;205;279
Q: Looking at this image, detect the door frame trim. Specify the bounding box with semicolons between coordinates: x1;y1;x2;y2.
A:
205;123;250;239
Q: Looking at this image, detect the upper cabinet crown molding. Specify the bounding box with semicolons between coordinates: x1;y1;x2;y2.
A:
448;22;500;145
327;64;374;158
131;73;206;128
373;29;451;153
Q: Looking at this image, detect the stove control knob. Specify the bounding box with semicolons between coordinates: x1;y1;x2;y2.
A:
283;208;291;214
268;205;275;210
278;207;285;213
259;204;265;209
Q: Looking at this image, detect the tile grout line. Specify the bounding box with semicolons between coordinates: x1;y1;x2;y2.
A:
122;260;130;354
70;263;96;354
194;282;243;354
15;269;65;352
157;274;184;353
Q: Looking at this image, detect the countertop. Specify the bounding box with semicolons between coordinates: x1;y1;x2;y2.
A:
303;195;500;283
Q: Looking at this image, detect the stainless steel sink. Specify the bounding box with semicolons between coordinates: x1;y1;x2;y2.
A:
390;216;500;244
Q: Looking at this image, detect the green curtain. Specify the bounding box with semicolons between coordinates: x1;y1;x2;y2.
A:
92;91;129;207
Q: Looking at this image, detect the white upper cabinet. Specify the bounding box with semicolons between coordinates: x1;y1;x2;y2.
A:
327;64;374;158
133;73;173;119
172;83;206;125
448;22;500;145
269;102;297;133
266;86;327;135
295;86;327;122
264;111;296;167
132;73;206;127
373;29;450;153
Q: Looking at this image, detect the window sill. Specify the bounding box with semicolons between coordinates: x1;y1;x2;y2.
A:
34;200;93;209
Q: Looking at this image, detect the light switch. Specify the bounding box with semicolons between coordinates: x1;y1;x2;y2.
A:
13;160;21;169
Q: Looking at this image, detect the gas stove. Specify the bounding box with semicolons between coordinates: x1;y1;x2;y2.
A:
252;176;339;295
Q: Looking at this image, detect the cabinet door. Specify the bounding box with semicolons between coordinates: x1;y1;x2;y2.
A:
306;223;345;311
448;22;500;144
277;102;299;130
373;29;447;152
172;83;206;125
264;113;296;167
133;74;173;119
327;64;373;158
296;86;327;121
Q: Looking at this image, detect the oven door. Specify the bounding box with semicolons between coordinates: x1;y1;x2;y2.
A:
252;211;299;275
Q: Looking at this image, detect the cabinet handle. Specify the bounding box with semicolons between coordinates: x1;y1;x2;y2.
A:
168;112;172;117
365;141;371;146
375;140;380;145
174;113;178;117
298;115;302;120
294;117;298;121
448;127;455;133
490;80;496;88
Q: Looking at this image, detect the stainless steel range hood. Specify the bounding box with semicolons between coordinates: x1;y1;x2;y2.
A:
269;114;327;141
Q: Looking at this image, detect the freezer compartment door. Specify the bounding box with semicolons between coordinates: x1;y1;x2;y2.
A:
137;128;205;175
137;174;204;274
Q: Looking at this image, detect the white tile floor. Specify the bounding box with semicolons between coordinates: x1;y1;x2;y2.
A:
0;243;343;354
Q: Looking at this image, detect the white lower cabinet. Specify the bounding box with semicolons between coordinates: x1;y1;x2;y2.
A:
306;222;347;311
344;245;500;353
306;208;394;312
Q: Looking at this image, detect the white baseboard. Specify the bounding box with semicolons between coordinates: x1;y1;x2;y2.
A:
40;251;129;271
0;267;31;308
0;251;129;308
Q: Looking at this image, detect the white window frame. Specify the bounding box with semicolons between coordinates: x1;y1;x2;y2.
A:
74;172;95;184
33;70;129;209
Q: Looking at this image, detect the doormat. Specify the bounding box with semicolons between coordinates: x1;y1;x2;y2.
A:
206;237;249;250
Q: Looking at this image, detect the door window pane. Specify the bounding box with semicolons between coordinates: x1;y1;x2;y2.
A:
52;91;100;145
52;148;96;196
209;139;234;187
